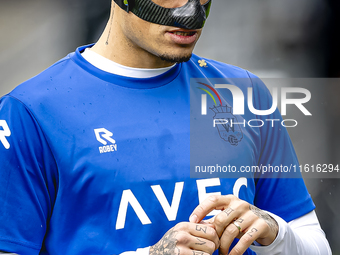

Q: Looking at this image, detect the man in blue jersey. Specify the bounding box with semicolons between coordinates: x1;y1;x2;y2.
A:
0;0;332;254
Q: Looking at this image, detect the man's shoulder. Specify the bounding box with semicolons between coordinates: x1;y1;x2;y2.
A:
7;52;81;106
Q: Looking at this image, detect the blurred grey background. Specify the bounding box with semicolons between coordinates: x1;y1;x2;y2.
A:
0;0;339;253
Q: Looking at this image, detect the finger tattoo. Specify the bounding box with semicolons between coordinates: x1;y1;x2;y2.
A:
235;218;244;224
196;225;207;233
247;228;258;237
195;237;207;245
223;208;234;216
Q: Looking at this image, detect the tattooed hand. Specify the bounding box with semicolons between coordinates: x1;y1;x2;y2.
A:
189;195;279;255
149;222;219;255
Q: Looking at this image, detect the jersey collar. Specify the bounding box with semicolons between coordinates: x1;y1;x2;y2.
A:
70;45;182;89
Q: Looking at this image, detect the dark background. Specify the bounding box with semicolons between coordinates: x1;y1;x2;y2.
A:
0;0;339;253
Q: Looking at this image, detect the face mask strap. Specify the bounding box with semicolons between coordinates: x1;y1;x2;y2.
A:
114;0;135;12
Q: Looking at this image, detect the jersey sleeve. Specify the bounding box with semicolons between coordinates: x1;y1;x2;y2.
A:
247;72;315;222
0;95;58;254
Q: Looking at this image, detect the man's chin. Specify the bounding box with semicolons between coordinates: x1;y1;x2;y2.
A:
159;53;192;63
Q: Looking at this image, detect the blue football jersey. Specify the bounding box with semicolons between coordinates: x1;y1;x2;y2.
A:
0;45;315;255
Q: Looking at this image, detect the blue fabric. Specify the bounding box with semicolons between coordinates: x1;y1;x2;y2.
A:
0;45;315;254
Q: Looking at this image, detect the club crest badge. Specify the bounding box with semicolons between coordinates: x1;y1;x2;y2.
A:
210;105;243;146
197;82;243;146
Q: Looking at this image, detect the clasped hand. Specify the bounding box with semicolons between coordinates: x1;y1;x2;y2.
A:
150;195;278;255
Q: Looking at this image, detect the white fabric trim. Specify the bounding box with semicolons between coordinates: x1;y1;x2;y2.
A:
81;48;176;78
120;247;150;255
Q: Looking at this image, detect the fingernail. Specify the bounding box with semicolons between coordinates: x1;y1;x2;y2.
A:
189;214;198;223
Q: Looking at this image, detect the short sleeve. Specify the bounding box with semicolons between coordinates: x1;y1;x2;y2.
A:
247;72;315;222
0;95;58;254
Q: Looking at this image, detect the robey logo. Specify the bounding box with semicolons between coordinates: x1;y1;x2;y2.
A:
0;120;11;150
94;128;117;153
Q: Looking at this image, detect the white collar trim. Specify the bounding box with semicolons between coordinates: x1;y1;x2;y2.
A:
81;48;176;78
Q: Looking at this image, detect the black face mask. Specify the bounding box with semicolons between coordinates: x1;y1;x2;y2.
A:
114;0;212;30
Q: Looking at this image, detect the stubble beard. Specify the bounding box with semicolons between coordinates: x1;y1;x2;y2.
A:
159;53;192;63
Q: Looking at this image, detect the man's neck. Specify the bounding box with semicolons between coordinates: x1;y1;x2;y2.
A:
91;42;174;69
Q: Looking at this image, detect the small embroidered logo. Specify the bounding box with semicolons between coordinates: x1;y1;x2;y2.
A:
196;82;243;146
198;59;208;68
210;105;243;146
